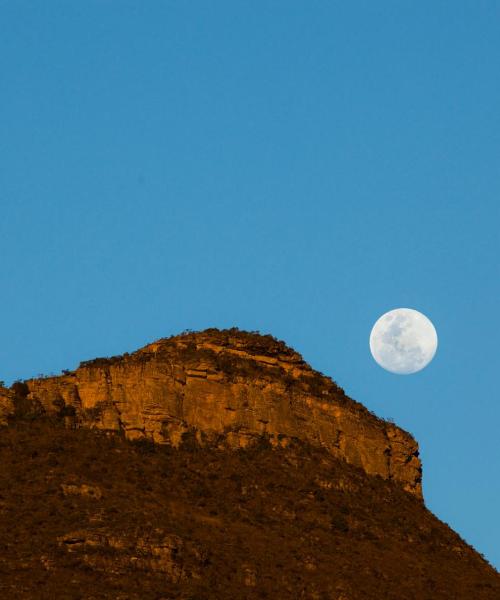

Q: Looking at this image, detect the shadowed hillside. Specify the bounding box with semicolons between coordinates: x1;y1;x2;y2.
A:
0;419;498;599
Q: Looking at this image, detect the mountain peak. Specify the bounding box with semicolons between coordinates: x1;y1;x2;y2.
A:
1;328;422;497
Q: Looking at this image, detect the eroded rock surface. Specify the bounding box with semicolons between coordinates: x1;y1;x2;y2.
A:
0;328;422;495
58;528;200;581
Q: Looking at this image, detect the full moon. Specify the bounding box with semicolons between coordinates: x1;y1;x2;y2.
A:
369;308;438;374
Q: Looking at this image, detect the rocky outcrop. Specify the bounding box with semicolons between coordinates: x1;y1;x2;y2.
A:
0;328;422;496
0;386;14;426
57;528;202;581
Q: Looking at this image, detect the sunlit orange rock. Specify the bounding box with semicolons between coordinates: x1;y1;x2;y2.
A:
3;329;422;496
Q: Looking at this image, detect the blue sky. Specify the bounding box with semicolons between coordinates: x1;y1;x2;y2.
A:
1;1;499;569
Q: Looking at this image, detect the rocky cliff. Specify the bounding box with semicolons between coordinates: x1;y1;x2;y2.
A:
0;328;422;497
1;329;499;599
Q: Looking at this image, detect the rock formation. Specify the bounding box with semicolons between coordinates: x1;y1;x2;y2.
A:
0;328;422;496
1;329;499;599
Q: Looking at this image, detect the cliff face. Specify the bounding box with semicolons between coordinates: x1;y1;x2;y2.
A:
0;329;421;496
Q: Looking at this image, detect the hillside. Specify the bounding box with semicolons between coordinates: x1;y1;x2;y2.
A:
0;420;498;599
0;329;498;599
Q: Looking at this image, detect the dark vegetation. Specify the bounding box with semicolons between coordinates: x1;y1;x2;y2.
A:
0;417;498;599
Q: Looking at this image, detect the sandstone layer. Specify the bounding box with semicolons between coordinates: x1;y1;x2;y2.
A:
0;328;422;496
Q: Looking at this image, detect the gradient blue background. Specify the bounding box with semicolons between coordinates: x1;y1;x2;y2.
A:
1;1;499;569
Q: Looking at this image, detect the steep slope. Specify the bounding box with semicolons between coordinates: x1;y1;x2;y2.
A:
0;420;498;599
1;328;421;496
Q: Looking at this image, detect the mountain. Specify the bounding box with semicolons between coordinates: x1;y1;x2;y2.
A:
0;328;498;599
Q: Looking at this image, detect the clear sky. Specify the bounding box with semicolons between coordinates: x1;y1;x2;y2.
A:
1;1;499;569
